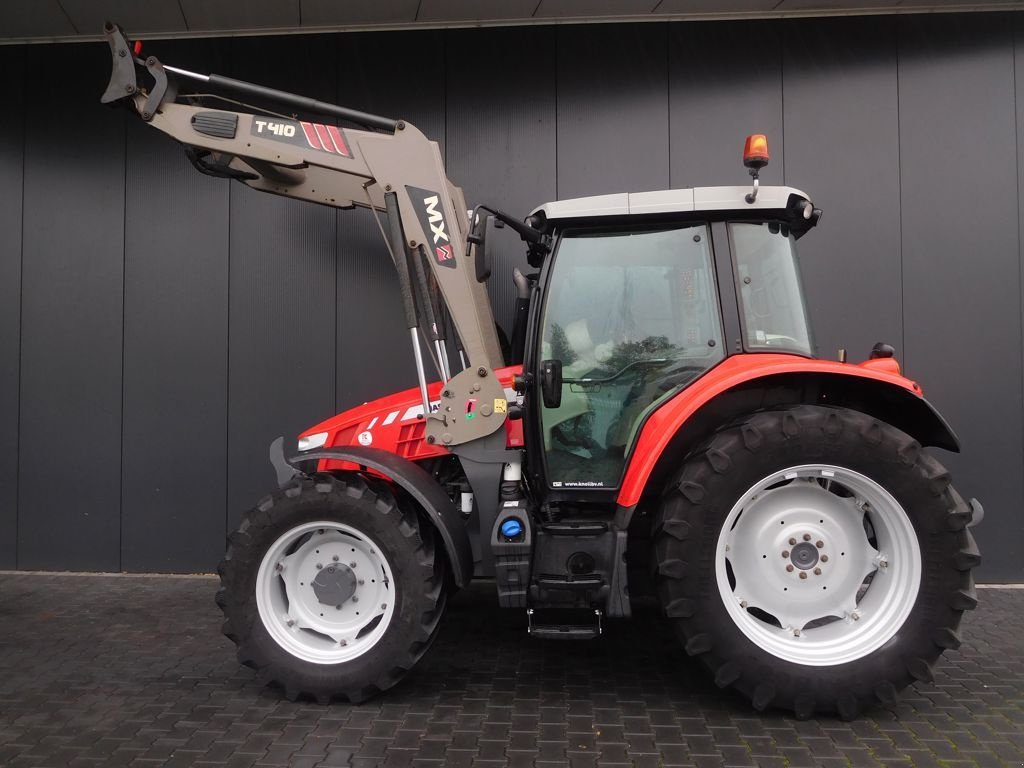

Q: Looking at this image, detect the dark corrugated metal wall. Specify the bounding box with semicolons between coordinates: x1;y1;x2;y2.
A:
1;14;1021;579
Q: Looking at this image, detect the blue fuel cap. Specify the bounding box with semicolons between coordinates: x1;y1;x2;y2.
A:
500;518;524;539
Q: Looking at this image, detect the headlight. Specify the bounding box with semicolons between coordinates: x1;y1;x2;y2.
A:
297;432;328;451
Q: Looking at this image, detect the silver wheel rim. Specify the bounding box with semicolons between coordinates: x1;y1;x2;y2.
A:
256;520;396;664
715;464;921;666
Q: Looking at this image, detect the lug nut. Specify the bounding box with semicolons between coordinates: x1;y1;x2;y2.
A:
275;562;284;571
358;579;365;586
799;572;808;580
286;619;295;627
782;550;789;558
316;563;323;570
381;603;387;610
786;564;794;572
793;628;801;637
352;596;359;603
813;567;822;575
803;533;812;541
789;538;797;546
821;555;829;562
349;562;357;568
332;554;340;562
740;600;748;608
816;540;824;548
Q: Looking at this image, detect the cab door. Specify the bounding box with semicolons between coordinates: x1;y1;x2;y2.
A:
529;222;726;493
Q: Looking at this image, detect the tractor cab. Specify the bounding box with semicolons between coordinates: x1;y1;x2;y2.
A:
519;180;822;499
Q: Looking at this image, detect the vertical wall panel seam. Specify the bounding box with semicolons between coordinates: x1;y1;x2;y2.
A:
333;37;340;414
554;25;559;200
119;113;128;571
895;20;906;361
443;28;448;181
15;46;26;569
779;21;786;185
1013;18;1024;517
665;22;671;187
225;180;232;540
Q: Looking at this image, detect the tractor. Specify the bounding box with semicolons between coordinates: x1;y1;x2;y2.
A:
101;24;982;719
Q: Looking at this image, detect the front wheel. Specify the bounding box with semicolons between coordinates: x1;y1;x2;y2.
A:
654;405;979;719
217;473;447;703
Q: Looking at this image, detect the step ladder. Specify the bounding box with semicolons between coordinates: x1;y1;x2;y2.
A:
526;608;603;639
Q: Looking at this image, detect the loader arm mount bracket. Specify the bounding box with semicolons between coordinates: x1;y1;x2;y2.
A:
100;23;139;105
185;147;258;181
141;55;170;121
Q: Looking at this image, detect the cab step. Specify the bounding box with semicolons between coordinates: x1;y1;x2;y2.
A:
535;574;604;591
526;608;602;640
541;521;608;536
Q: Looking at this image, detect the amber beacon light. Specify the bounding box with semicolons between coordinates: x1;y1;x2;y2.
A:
743;134;769;203
743;134;770;169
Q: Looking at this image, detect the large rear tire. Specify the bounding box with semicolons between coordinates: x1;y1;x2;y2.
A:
217;473;446;703
653;405;979;719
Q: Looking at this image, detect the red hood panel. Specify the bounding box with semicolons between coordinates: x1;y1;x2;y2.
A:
299;365;523;461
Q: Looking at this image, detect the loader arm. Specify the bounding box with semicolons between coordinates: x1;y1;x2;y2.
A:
101;24;508;447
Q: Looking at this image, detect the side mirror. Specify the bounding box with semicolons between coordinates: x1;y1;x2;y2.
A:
467;211;493;283
540;359;563;408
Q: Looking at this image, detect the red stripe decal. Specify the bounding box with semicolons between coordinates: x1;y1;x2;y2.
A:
326;125;351;158
314;124;335;154
300;121;321;150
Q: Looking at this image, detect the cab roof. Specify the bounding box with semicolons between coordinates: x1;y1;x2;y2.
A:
531;185;812;223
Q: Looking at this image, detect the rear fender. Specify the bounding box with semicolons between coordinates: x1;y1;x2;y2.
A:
289;446;473;588
618;356;960;507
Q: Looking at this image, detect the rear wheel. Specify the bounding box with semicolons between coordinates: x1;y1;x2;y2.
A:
654;405;979;719
217;473;446;703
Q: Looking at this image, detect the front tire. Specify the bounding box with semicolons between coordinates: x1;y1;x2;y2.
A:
217;473;447;703
654;405;979;719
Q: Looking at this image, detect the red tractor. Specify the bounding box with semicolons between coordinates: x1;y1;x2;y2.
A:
103;25;981;719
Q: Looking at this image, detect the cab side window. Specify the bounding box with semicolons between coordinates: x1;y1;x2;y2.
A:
539;224;724;489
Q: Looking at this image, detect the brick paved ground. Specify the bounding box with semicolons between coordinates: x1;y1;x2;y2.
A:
0;573;1021;768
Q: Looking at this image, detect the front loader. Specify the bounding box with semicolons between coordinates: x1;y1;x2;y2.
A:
101;24;982;719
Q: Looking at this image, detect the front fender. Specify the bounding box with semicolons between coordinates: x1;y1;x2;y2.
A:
289;446;473;588
618;354;961;507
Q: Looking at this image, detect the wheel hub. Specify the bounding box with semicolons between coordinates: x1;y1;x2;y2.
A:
312;563;358;606
790;541;819;570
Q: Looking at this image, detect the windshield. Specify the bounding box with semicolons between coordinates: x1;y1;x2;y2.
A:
730;222;813;356
538;224;725;489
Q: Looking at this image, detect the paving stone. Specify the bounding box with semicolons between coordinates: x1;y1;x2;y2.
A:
0;576;1022;768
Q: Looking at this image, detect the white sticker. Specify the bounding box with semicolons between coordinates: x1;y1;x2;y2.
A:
503;501;519;507
357;431;373;446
